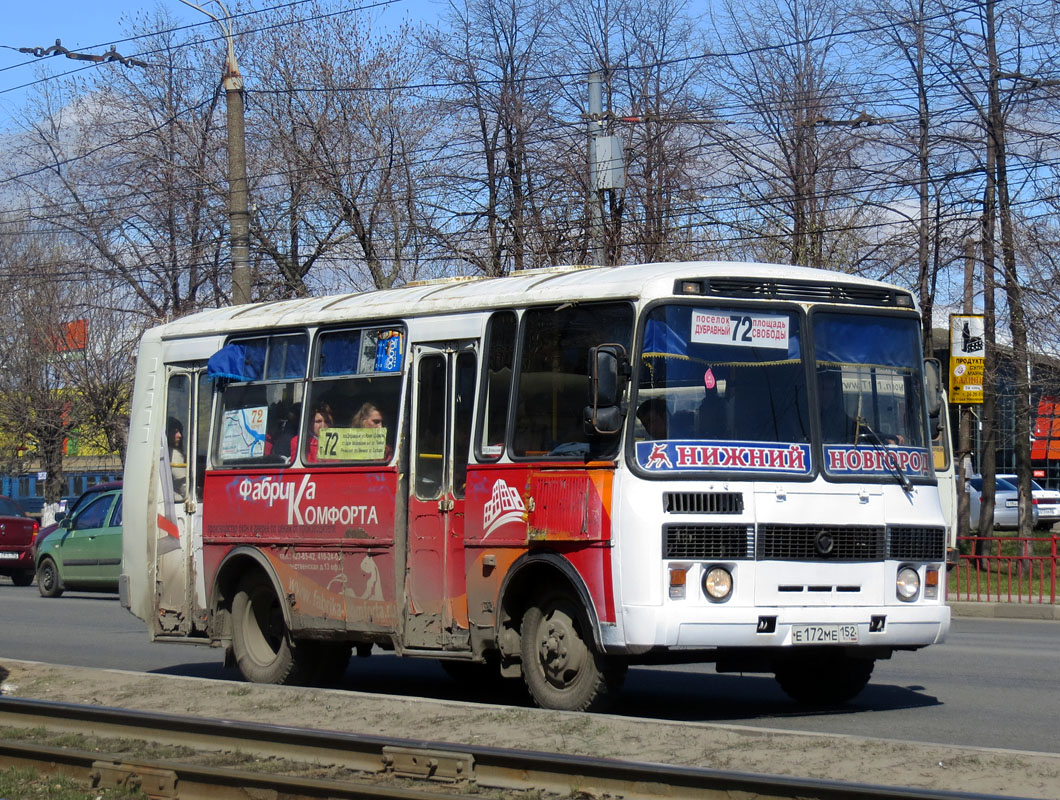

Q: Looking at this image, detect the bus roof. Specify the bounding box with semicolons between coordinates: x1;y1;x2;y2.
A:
151;261;912;340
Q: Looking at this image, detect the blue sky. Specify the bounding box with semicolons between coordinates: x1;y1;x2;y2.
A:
0;0;429;129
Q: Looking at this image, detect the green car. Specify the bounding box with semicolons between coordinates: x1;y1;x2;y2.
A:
35;485;123;597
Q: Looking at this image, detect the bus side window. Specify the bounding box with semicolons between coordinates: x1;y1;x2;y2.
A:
512;303;633;458
478;311;516;461
212;333;309;468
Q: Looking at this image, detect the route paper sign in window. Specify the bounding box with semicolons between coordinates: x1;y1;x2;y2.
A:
690;310;789;349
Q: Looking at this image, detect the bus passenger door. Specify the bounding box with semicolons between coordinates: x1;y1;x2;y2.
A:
404;342;477;651
157;367;210;636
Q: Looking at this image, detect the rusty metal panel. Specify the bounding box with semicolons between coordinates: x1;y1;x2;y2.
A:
526;471;611;542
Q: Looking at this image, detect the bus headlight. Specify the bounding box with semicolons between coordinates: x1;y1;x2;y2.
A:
896;566;920;602
702;566;733;602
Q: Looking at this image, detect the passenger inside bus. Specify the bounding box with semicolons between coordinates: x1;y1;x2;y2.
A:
167;417;187;502
265;403;300;459
636;397;668;439
352;402;384;428
352;401;392;461
291;403;332;463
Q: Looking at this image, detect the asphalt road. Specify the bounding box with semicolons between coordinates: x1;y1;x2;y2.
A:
1;579;1058;754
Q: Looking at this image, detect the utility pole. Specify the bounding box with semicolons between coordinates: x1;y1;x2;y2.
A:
587;71;624;266
181;0;251;306
587;72;606;267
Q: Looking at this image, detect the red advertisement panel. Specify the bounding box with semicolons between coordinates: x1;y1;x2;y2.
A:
203;468;399;629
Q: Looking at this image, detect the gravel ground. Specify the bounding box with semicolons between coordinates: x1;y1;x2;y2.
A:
1;658;1058;799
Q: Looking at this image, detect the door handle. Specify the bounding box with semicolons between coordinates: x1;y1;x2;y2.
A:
437;498;454;512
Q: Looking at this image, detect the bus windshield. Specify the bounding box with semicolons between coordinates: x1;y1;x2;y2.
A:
635;304;931;480
813;311;929;459
635;304;811;473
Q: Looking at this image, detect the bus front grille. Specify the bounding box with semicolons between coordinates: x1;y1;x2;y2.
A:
756;524;885;561
664;524;752;559
888;526;946;561
664;492;743;514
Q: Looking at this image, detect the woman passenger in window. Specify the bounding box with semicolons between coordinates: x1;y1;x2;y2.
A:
352;402;384;428
167;417;187;501
291;403;332;463
352;401;392;460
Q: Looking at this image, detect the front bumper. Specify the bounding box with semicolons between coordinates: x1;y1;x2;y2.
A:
606;602;950;652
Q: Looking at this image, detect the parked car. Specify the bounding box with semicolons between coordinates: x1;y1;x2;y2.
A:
997;474;1059;531
965;475;1039;531
0;496;40;586
35;483;123;597
33;480;123;560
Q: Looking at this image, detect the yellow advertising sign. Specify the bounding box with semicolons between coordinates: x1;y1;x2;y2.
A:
318;427;387;461
949;314;984;404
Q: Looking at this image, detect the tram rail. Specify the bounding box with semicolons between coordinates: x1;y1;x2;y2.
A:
0;696;1031;800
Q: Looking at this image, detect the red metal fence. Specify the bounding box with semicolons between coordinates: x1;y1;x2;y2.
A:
950;534;1059;604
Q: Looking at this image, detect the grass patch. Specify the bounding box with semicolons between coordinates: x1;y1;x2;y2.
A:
0;767;146;800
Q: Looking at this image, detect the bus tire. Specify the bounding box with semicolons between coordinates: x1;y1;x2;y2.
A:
232;573;310;685
520;593;624;712
36;559;62;597
774;652;874;706
12;569;34;587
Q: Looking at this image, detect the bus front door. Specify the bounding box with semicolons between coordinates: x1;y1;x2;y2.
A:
404;342;477;651
156;367;210;636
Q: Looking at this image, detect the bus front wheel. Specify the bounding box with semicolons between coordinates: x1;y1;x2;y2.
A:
774;652;874;706
520;593;624;712
232;573;310;685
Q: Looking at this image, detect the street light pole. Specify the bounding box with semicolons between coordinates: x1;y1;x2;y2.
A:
180;0;251;306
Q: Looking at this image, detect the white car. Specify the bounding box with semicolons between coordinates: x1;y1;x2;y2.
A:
998;474;1060;531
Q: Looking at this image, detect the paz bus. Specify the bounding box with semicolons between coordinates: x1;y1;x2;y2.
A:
121;261;951;711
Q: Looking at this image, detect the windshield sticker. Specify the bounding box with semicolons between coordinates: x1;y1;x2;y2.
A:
825;446;931;477
691;310;789;350
637;440;811;473
221;406;268;458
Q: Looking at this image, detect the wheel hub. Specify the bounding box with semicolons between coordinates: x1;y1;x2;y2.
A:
537;610;586;686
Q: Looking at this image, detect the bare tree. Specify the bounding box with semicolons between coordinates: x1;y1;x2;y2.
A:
0;220;82;503
244;2;434;294
709;0;877;269
9;9;230;322
424;0;563;276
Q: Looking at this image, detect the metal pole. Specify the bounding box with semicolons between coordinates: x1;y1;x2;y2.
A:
225;69;251;305
180;0;251;305
588;72;605;266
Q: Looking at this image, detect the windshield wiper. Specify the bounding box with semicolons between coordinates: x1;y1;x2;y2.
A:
855;416;912;494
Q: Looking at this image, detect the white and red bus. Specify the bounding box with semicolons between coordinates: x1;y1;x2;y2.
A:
122;261;950;710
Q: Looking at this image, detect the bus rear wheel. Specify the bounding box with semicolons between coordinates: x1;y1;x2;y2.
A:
520;593;624;712
774;652;874;706
232;573;311;685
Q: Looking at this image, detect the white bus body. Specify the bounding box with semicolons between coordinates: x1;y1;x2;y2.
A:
122;262;950;710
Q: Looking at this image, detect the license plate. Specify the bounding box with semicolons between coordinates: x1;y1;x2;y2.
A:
791;624;859;644
1006;499;1018;508
0;552;19;559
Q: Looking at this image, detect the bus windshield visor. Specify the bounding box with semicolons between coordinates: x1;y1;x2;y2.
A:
813;312;932;480
635;305;811;474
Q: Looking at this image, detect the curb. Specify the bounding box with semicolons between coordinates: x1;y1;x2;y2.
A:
948;600;1060;621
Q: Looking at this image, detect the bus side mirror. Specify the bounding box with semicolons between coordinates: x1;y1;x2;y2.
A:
924;357;944;433
584;344;630;436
